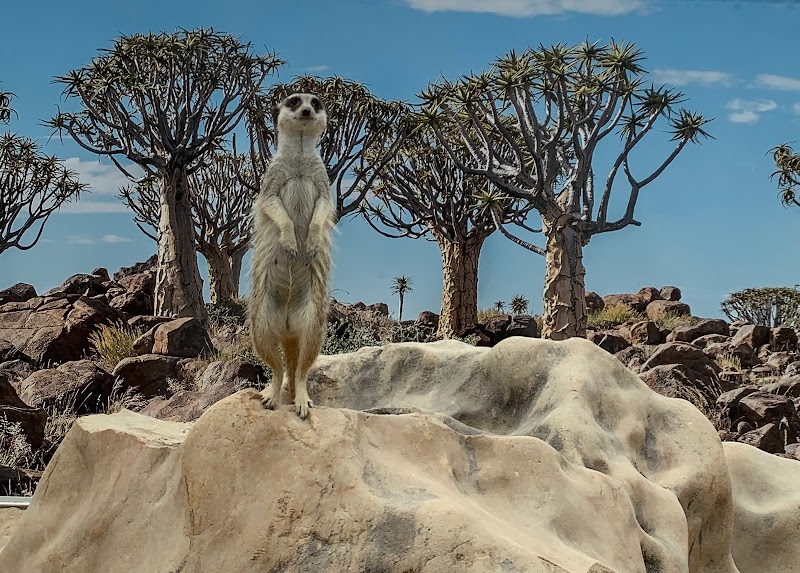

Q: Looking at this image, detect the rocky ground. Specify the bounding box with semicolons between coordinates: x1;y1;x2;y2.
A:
1;259;798;499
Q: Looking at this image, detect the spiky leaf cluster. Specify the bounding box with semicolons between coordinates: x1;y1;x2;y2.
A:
771;144;800;207
720;287;800;327
47;28;283;177
1;133;85;253
416;40;711;248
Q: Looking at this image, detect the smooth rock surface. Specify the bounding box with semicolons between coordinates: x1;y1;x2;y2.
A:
2;338;796;572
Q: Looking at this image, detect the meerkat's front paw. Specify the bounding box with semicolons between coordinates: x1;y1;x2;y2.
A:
260;385;281;410
295;394;313;420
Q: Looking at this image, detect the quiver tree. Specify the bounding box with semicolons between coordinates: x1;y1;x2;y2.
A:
120;152;257;305
721;287;800;327
244;75;409;220
1;91;85;254
419;41;710;339
361;128;533;337
771;144;800;207
48;29;283;323
390;275;413;321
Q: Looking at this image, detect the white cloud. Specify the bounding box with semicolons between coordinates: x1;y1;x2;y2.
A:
753;73;800;91
61;157;140;196
102;234;132;243
651;69;733;87
305;65;331;73
793;102;800;114
404;0;642;17
67;235;95;245
59;200;129;214
726;98;778;124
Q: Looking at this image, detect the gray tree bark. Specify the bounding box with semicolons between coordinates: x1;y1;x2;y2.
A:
154;168;208;324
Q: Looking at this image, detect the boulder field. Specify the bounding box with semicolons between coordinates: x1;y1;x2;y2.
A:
1;337;797;572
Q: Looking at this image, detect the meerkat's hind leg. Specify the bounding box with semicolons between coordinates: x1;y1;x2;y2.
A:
254;336;285;410
282;336;300;407
294;323;324;420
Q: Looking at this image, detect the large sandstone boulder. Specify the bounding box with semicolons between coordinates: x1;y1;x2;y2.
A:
602;293;647;312
3;338;796;572
0;296;122;364
724;442;800;572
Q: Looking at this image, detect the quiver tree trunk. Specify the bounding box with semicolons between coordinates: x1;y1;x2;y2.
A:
437;234;484;338
205;247;237;306
541;219;587;340
154;168;209;324
230;249;245;297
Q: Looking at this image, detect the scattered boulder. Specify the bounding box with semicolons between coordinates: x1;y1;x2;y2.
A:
127;315;171;331
0;340;28;363
18;360;114;415
628;320;660;345
0;360;34;383
738;423;786;454
0;283;37;306
366;302;389;316
584;291;604;312
142;358;263;422
645;300;691;320
108;291;153;317
659;285;682;301
693;333;730;349
641;341;720;386
770;327;797;352
729;324;770;352
602;293;647;312
504;315;539;339
415;310;439;331
111;354;181;397
152;318;213;359
0;295;123;365
132;325;159;356
636;286;661;304
90;268;110;283
765;352;793;374
737;391;798;428
472;314;539;347
0;374;46;449
41;273;106;298
760;375;800;398
587;330;630;354
112;255;158;282
668;318;729;343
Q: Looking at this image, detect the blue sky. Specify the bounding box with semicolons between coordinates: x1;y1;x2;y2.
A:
1;0;798;320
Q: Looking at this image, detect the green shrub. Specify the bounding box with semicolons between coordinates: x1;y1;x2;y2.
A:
652;312;697;331
721;287;800;327
587;304;645;329
89;323;143;370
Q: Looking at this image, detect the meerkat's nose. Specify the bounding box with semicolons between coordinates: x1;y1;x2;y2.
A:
301;108;311;118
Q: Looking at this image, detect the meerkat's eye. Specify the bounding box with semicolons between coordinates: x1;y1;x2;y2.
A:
311;98;323;111
288;96;300;107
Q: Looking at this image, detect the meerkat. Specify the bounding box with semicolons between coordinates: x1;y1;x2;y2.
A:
249;93;335;419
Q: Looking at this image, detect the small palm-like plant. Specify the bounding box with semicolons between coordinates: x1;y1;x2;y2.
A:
509;295;529;315
390;275;413;321
493;300;506;313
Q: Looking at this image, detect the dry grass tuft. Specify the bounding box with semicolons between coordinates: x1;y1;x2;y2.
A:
89;323;144;370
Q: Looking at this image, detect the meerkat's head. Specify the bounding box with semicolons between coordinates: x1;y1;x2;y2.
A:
273;93;327;147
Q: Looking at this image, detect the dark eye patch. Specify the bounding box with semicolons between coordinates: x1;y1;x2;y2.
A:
288;96;300;107
311;98;323;111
